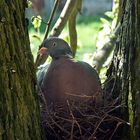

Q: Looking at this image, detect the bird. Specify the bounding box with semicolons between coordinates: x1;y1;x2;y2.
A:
37;37;102;110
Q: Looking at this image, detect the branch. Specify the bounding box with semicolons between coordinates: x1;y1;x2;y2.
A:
43;0;60;40
35;0;77;67
35;0;60;68
68;0;82;57
50;0;77;37
92;23;121;73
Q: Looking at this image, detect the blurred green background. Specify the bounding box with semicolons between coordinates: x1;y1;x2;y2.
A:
29;16;102;64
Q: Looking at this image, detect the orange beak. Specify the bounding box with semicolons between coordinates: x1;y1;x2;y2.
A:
35;47;48;68
38;47;47;57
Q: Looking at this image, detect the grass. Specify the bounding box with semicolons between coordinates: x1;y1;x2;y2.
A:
29;16;102;63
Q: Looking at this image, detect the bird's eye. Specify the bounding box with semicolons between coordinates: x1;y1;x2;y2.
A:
53;42;57;47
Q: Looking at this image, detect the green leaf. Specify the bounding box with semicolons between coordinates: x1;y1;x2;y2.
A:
31;15;42;29
32;35;41;41
105;11;114;19
100;18;111;26
27;0;32;8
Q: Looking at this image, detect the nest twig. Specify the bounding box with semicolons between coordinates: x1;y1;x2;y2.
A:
38;91;129;140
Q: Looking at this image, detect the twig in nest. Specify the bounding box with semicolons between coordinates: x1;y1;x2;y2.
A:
109;122;123;140
88;103;125;140
74;107;101;119
107;115;129;124
67;100;82;139
54;115;72;123
88;111;109;140
39;92;127;139
65;92;96;99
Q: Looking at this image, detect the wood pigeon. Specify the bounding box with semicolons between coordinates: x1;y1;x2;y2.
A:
37;37;102;109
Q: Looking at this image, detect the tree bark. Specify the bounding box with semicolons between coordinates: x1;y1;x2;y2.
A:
0;1;42;139
105;0;140;139
93;0;120;73
131;0;140;139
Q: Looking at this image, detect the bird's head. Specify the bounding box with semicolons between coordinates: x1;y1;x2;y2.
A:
39;37;72;59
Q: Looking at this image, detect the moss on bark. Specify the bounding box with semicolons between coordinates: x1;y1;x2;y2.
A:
105;0;140;139
0;0;42;139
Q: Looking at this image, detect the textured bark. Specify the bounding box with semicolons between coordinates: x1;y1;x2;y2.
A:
93;0;120;73
105;0;140;139
132;0;140;139
0;0;42;139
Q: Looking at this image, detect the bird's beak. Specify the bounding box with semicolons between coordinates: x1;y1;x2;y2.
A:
35;47;49;68
38;47;48;57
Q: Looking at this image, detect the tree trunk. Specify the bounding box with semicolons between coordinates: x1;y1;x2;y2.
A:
0;1;42;139
105;0;140;139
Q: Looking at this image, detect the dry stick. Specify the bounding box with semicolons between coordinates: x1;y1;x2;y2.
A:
108;115;128;124
67;100;82;139
88;104;123;140
43;0;60;40
55;115;72;123
100;114;128;139
70;120;74;140
88;113;108;140
44;103;78;139
35;0;60;68
51;119;69;134
65;92;96;99
109;122;123;140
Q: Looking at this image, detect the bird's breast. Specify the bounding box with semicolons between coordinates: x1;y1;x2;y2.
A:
41;57;102;104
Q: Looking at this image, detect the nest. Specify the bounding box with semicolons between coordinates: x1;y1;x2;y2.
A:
39;93;128;140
